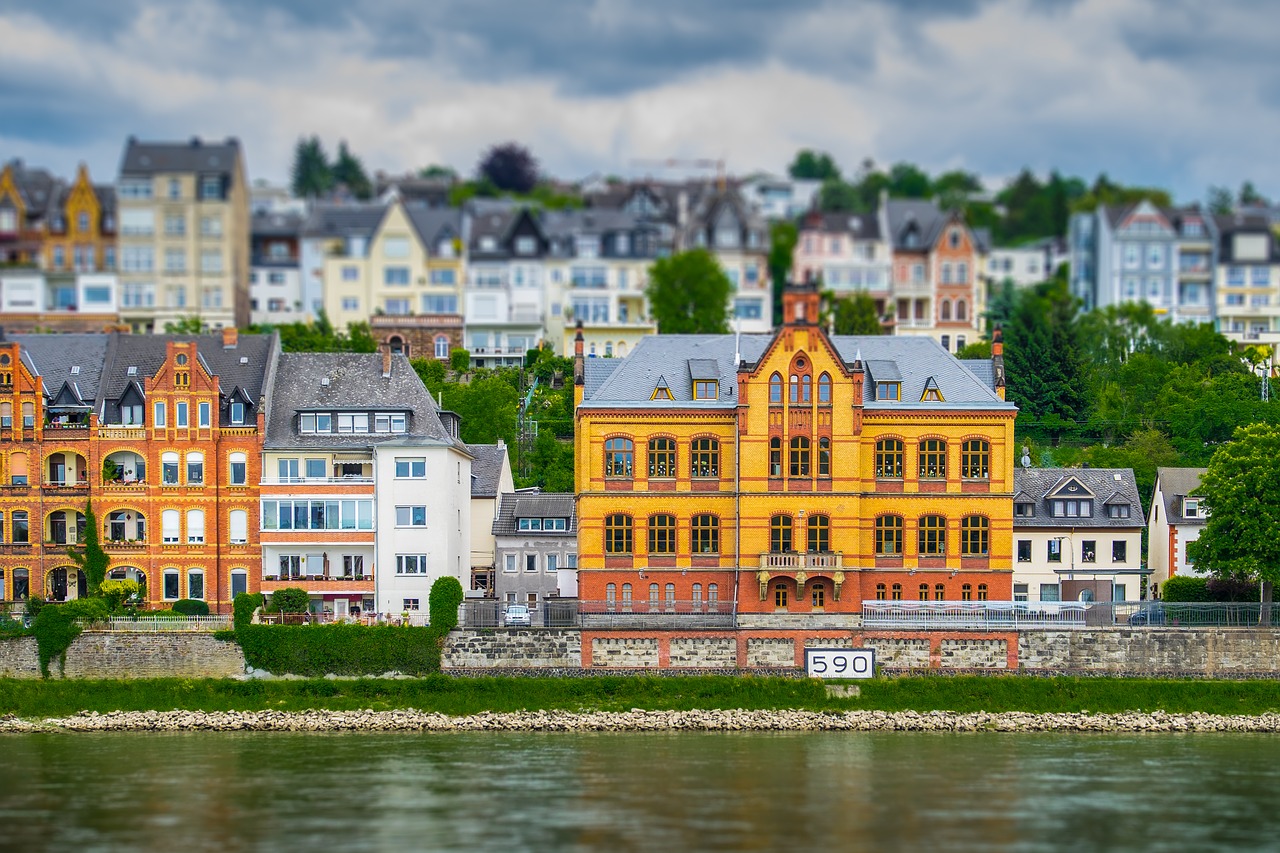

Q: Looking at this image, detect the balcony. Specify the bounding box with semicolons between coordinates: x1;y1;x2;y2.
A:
758;552;844;571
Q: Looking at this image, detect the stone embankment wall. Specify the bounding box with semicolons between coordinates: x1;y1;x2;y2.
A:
0;632;246;679
1019;630;1280;676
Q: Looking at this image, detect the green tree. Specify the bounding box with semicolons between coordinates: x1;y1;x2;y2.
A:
768;221;798;320
67;500;108;599
450;348;471;372
428;576;464;632
1187;422;1280;602
418;164;458;179
163;315;205;334
1239;180;1267;207
478;143;539;193
817;179;862;213
290;135;333;198
788;149;840;181
331;141;373;200
955;341;991;359
1207;185;1234;215
887;162;932;198
829;292;884;335
646;249;732;334
1005;276;1086;440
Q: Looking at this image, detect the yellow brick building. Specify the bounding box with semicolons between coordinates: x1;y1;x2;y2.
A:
573;283;1016;620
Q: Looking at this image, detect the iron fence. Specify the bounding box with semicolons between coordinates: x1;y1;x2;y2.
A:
458;599;736;629
86;615;233;633
862;601;1280;630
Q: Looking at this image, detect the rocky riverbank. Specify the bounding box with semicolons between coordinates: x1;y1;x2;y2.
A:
4;708;1280;733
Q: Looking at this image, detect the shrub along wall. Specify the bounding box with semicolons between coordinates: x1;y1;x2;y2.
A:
236;624;442;677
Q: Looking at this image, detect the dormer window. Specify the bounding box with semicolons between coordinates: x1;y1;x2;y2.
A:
1050;499;1092;518
230;402;246;425
1108;503;1131;519
515;236;536;255
518;518;542;531
651;385;673;401
479;236;497;252
1184;499;1201;518
1014;502;1034;517
694;380;718;400
875;382;900;401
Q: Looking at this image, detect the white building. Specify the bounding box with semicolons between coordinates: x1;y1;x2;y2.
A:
466;441;515;595
739;173;821;221
250;211;305;326
1013;468;1146;603
1147;467;1208;597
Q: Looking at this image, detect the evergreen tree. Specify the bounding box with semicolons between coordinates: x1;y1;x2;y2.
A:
1005;276;1086;439
332;141;373;200
290;135;333;198
788;149;840;181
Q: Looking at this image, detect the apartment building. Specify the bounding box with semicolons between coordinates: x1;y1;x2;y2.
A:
249;210;305;326
298;201;386;321
1213;213;1280;343
1147;467;1208;597
464;204;547;368
792;210;892;327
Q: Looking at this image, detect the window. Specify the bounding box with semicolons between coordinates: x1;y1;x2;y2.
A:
691;515;719;554
648;437;676;478
875;583;887;600
1014;583;1028;603
807;514;829;553
875;382;900;401
1109;538;1128;563
434;337;450;359
12;511;27;543
395;458;426;478
770;514;793;553
605;514;633;554
187;509;205;543
198;402;211;428
396;506;427;527
526;554;538;573
648;514;676;554
891;583;902;601
774;582;789;609
788;437;810;477
918;515;946;556
304;458;326;480
817;437;831;477
277;458;299;482
383;237;410;258
0;402;10;429
154;402;166;427
606;583;617;608
691;438;719;478
935;583;946;601
162;510;180;544
977;583;988;602
396;555;428;575
818;373;832;404
918;439;946;479
875;438;903;478
1017;540;1032;562
186;452;204;484
694;380;718;400
504;554;516;573
1048;539;1062;563
1014;502;1034;518
229;452;247;485
1050;499;1092;518
1108;503;1131;519
961;516;989;556
22;402;33;429
162;452;180;485
961;439;990;479
163;570;180;600
769;437;782;477
229;510;248;545
384;267;410;286
919;584;930;601
187;570;205;600
769;373;783;404
1081;540;1096;563
176;402;188;428
875;515;903;555
812;583;826;608
605;438;634;478
961;583;972;601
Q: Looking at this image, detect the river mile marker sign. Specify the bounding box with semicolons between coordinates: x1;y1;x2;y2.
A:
805;648;875;679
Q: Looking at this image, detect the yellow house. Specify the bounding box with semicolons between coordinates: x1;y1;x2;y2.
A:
42;164;117;273
573;281;1016;622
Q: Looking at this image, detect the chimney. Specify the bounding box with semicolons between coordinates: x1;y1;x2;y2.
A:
992;324;1006;400
382;347;393;378
222;326;238;348
573;322;585;386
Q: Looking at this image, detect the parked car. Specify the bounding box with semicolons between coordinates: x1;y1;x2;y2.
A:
1128;604;1166;626
504;604;531;627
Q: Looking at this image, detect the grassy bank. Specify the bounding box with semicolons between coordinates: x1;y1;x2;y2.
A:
3;676;1280;718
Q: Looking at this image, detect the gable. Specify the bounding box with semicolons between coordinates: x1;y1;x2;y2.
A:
1047;475;1095;499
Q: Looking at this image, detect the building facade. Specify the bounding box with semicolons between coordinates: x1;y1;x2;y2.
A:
249;210;305;326
792;211;892;328
1147;467;1208;596
1213;213;1280;343
492;490;577;611
573;282;1016;622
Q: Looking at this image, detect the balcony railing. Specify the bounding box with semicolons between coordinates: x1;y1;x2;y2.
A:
759;552;843;570
860;600;1280;629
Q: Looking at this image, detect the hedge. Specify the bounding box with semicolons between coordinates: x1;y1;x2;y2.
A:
429;577;464;632
1161;576;1210;602
236;624;442;677
233;592;263;632
172;599;211;616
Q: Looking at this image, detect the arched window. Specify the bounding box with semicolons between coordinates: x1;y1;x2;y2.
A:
875;583;887;600
692;583;703;609
961;516;989;556
664;583;675;610
919;583;930;601
789;374;800;404
774;582;789;608
162;510;180;544
604;438;634;478
186;452;204;485
875;438;903;479
605;342;613;357
770;514;793;553
957;300;967;321
434;336;449;359
769;437;782;477
648;583;660;608
648;437;676;478
187;509;205;544
961;439;990;479
940;300;952;321
621;583;633;609
961;583;973;601
648;514;676;554
977;583;989;601
919;439;946;479
604;514;633;554
891;583;902;600
801;374;811;403
789;436;810;476
162;568;180;600
388;336;405;355
769;373;783;404
690;438;719;478
875;515;904;555
818;437;831;477
707;583;719;608
187;569;205;600
229;509;248;545
935;583;946;601
918;515;946;556
691;514;719;554
818;373;832;404
606;583;617;609
0;402;11;428
161;452;180;485
807;514;830;553
229;452;247;485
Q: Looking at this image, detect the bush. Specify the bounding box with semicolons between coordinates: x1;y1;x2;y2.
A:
429;576;464;632
1207;577;1261;602
233;592;264;632
100;579;141;613
450;347;471;372
268;588;311;614
172;599;211;616
24;596;45;619
32;598;111;677
1161;576;1210;602
236;624;441;676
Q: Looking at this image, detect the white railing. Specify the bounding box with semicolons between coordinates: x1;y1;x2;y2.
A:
88;615;232;632
862;600;1089;629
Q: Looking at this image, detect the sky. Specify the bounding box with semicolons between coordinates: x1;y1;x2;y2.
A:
1;0;1277;203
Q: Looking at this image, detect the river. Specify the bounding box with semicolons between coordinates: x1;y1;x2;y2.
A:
2;731;1278;852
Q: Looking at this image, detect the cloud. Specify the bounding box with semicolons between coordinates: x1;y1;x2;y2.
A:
1;0;1278;203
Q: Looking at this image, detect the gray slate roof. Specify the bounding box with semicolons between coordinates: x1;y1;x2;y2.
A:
885;199;950;251
1156;467;1207;526
492;491;577;536
265;352;449;449
102;333;274;404
300;202;387;238
467;443;509;498
12;334;110;405
252;211;305;237
581;333;1013;411
119;138;241;178
1013;468;1143;529
405;205;462;255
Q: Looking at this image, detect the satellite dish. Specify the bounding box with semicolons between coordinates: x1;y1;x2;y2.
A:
1021;446;1032;468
